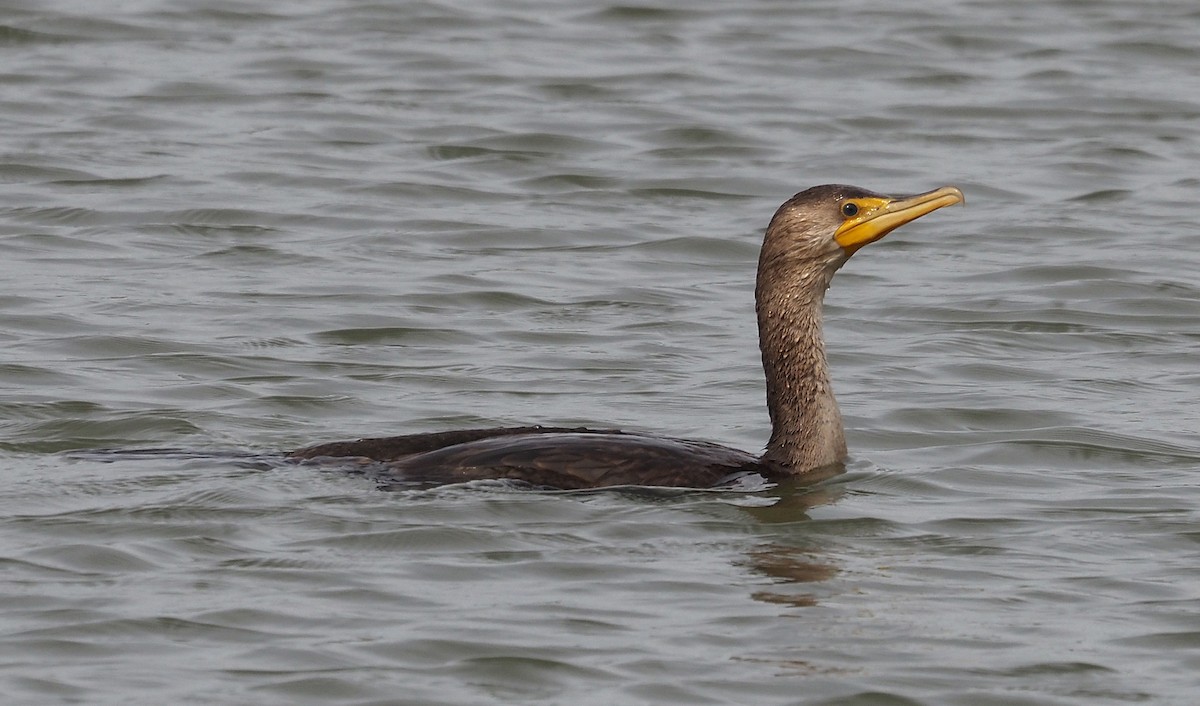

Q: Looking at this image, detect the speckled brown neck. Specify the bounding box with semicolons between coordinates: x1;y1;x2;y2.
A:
754;236;848;473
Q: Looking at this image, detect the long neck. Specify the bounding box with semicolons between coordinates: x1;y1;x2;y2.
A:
755;258;847;473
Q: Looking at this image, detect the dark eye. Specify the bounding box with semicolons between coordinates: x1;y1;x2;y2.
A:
841;202;859;217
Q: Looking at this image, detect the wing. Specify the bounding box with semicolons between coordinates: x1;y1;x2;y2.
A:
290;427;765;489
379;431;763;489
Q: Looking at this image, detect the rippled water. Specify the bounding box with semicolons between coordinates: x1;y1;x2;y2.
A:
3;0;1200;703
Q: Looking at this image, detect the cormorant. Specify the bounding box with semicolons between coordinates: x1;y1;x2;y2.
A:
290;185;965;489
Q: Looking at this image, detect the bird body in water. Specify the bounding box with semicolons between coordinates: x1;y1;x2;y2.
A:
289;184;964;489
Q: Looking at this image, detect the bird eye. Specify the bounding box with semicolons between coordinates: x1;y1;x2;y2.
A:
841;202;859;217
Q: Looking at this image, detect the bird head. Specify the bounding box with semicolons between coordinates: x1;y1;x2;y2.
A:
759;184;965;291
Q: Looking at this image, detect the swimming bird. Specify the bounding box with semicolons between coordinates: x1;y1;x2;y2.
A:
289;185;964;489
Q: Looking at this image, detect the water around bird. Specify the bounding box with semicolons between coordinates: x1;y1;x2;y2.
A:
2;1;1200;703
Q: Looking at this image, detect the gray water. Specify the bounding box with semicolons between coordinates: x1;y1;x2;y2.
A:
3;0;1200;703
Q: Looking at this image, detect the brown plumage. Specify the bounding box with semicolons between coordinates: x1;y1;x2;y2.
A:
289;184;964;489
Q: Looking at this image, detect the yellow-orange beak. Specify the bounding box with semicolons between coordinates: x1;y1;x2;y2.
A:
834;186;964;255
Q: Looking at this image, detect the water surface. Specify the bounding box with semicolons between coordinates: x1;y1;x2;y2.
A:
3;0;1200;703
